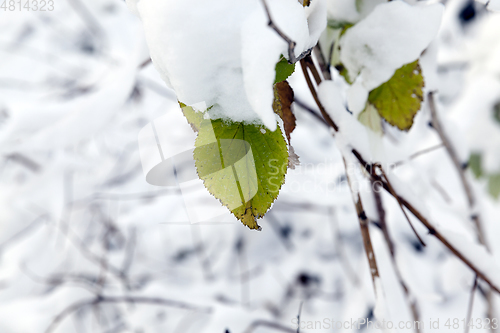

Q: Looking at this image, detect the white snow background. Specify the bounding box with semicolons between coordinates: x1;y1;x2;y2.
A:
0;0;500;332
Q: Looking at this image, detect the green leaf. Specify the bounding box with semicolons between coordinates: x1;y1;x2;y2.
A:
368;60;424;131
275;55;295;84
469;153;483;178
488;174;500;199
494;101;500;124
330;24;354;84
194;118;288;230
179;102;206;132
358;103;383;135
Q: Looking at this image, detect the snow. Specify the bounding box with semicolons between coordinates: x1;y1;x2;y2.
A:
317;80;373;163
1;0;500;332
488;0;500;12
340;1;444;91
347;77;369;117
131;0;326;130
447;13;500;173
326;0;359;25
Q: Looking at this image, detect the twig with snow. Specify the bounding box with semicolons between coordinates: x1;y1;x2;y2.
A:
260;0;312;64
375;164;426;247
343;158;381;286
428;91;494;319
298;53;500;295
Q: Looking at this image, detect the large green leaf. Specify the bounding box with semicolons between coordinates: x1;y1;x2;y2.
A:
368;60;424;131
194;118;288;230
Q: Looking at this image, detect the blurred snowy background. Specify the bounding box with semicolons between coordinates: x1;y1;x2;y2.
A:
1;0;500;332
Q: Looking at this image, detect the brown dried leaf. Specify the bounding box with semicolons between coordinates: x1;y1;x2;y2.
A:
273;80;296;144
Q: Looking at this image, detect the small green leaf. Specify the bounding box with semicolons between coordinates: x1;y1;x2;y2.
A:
368;60;424;131
469;153;483;178
493;101;500;124
194;118;288;230
275;55;295;84
488;174;500;199
358;103;383;135
331;24;354;84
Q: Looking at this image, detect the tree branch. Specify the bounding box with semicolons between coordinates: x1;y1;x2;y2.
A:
45;296;212;333
298;53;500;295
260;0;311;64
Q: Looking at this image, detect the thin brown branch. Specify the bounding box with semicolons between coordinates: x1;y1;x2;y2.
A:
343;158;380;286
376;164;426;248
293;98;328;126
300;56;339;132
298;53;500;296
313;44;332;80
352;149;500;294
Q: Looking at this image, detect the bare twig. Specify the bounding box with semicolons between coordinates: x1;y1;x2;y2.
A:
376;164;426;248
428;92;488;248
300;55;339;132
390;144;445;169
66;0;107;52
298;55;500;294
343;158;380;287
139;58;152;69
4;153;40;172
313;44;331;80
293;98;328;126
465;276;478;333
45;296;211;333
352;149;500;294
428;91;494;322
296;301;303;333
